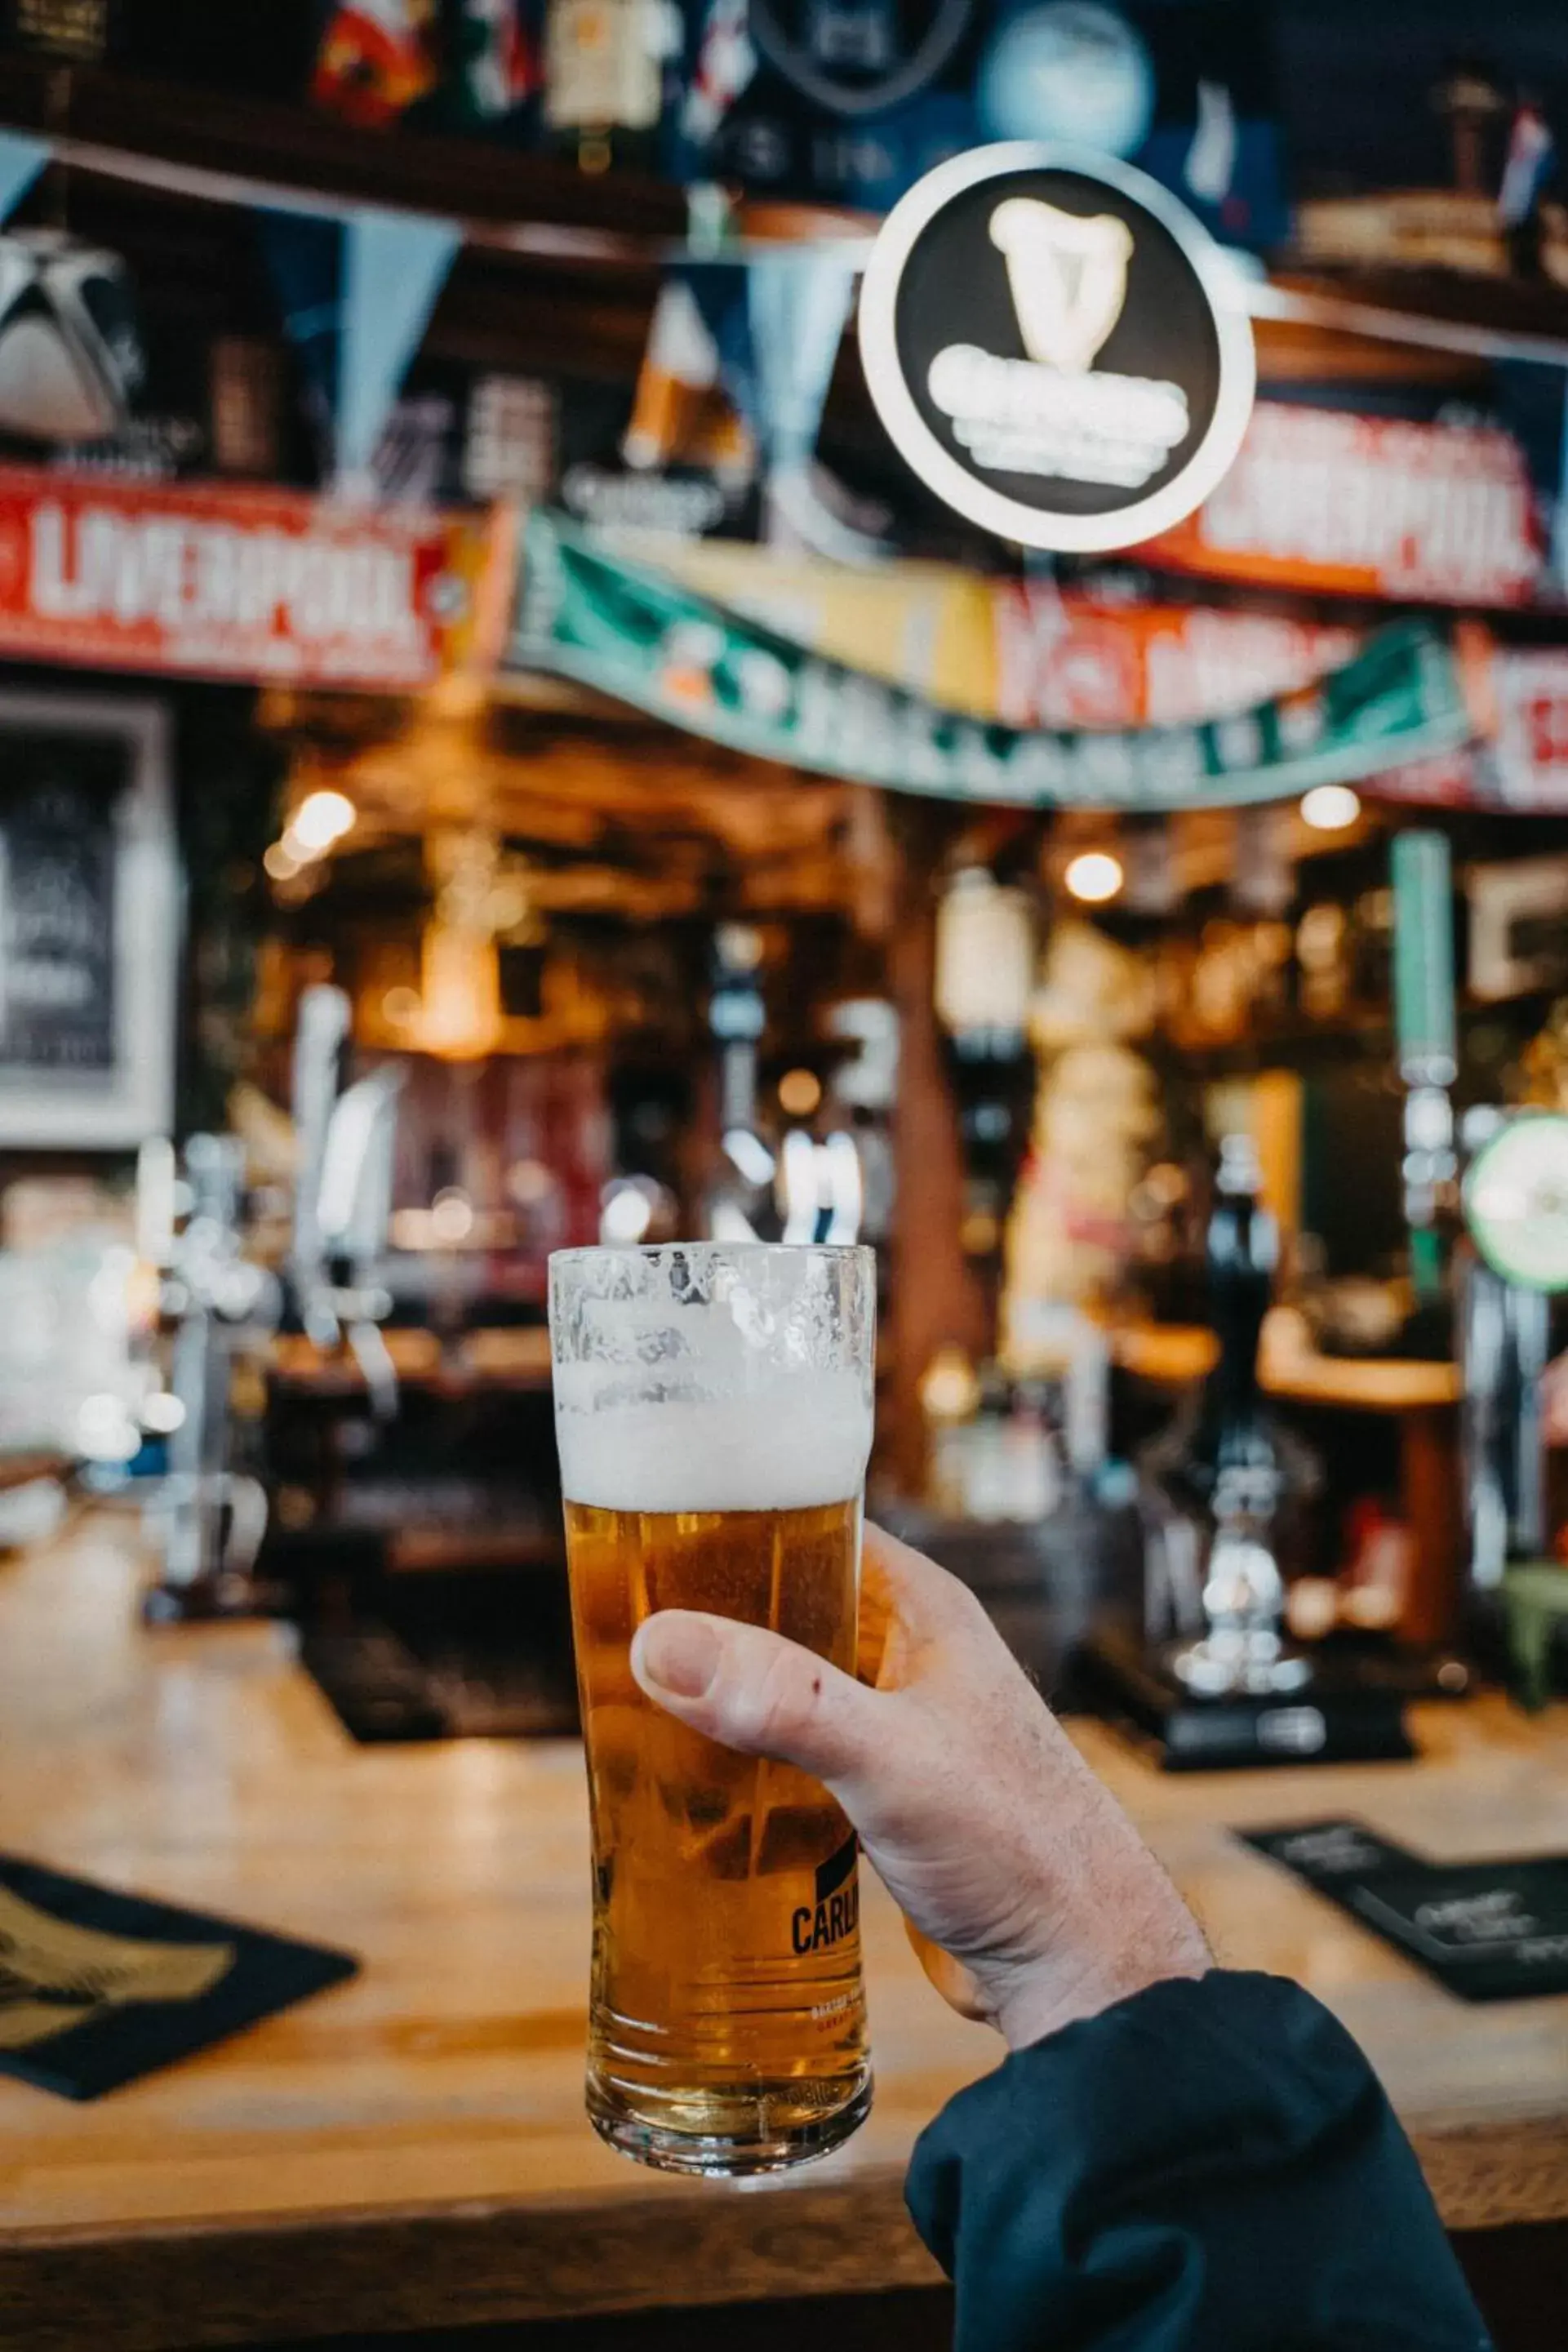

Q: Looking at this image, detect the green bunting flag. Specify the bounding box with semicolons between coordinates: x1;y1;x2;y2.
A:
511;510;1475;811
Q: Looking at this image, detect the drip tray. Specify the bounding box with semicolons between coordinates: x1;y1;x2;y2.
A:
300;1625;579;1742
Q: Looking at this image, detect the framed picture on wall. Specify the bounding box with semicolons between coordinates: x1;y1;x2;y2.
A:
0;694;180;1148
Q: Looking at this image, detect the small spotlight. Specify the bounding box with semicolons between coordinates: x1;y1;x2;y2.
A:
509;1158;557;1207
75;1392;140;1464
140;1392;187;1436
1064;851;1124;905
380;985;421;1027
263;840;300;883
723;1128;776;1188
778;1067;822;1119
291;789;357;855
601;1185;654;1245
429;1188;475;1247
1300;784;1361;833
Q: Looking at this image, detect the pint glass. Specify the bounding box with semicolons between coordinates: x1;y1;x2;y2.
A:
549;1242;876;2176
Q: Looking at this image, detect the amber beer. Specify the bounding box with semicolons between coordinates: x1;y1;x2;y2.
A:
550;1243;876;2176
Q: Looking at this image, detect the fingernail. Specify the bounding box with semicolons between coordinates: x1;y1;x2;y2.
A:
633;1614;722;1701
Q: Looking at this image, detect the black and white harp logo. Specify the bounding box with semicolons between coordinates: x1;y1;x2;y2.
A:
858;144;1256;553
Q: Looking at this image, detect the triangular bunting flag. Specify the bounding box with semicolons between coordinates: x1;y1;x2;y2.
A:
336;207;462;490
0;131;51;226
745;253;857;542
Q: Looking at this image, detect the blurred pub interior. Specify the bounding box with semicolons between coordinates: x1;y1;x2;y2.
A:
2;1;1568;2345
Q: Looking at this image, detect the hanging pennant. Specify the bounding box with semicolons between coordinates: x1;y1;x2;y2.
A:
746;250;860;548
312;0;441;129
336;208;461;491
256;211;341;429
747;253;855;472
0;131;51;229
622;274;753;484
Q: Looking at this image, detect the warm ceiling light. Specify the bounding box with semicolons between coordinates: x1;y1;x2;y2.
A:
778;1067;822;1118
291;788;357;855
601;1184;654;1246
1064;850;1125;905
429;1188;475;1247
1299;783;1361;832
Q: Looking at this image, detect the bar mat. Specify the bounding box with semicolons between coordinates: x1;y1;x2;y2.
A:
0;1854;358;2097
300;1624;579;1742
1243;1819;1568;2002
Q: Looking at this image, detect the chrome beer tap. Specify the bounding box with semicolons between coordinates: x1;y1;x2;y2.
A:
288;984;404;1420
144;1132;278;1620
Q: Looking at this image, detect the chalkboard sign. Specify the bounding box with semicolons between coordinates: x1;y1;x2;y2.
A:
0;695;177;1148
0;737;121;1078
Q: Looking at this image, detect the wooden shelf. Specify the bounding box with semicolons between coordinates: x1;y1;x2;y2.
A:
0;52;686;249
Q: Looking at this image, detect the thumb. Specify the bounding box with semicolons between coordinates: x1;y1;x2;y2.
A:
630;1609;886;1789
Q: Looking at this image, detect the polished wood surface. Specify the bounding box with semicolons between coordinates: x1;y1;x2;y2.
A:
4;1514;1568;2349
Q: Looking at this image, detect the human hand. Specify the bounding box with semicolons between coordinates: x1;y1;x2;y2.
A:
630;1522;1209;2051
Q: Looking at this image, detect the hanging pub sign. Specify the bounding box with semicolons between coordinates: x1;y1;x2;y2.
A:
0;466;505;690
858;144;1255;554
1137;402;1544;608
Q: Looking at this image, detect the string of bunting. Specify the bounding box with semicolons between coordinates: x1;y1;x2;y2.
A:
510;508;1476;811
0;120;462;496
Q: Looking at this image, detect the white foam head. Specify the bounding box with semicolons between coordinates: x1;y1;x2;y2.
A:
555;1368;872;1514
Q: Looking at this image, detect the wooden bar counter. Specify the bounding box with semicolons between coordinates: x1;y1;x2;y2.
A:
4;1515;1568;2350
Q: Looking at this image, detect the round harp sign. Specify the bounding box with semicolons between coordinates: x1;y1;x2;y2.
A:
858;142;1256;553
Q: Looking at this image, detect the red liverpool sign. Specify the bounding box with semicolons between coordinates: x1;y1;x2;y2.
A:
1139;402;1543;608
0;467;503;687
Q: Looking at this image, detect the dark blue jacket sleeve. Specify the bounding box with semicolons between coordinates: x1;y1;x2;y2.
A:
906;1972;1491;2352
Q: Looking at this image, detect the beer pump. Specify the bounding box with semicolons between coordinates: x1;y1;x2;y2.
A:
1459;1110;1568;1613
1162;1136;1309;1703
1083;1135;1413;1768
144;987;403;1620
143;1132;278;1621
288;985;405;1420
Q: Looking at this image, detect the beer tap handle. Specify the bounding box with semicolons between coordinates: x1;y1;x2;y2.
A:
318;1066;405;1276
289;984;353;1314
346;1321;399;1424
316;1065;405;1416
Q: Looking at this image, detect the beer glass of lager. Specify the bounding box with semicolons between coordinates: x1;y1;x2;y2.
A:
549;1242;876;2176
